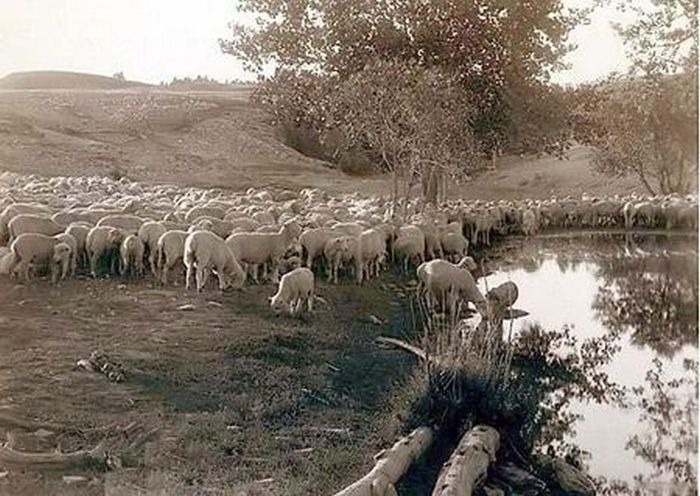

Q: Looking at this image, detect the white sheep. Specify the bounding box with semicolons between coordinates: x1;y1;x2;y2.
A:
7;214;64;243
0;246;13;275
86;226;126;277
53;232;78;276
358;228;387;282
0;203;52;243
184;230;246;292
138;221;167;275
225;221;301;284
6;233;69;283
269;267;315;316
156;230;189;285
120;234;145;278
64;223;91;270
96;214;146;234
416;259;488;317
393;235;425;273
323;235;361;284
185;206;226;222
51;242;73;284
440;232;469;262
300;227;338;269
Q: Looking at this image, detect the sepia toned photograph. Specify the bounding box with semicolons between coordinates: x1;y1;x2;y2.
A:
0;0;697;494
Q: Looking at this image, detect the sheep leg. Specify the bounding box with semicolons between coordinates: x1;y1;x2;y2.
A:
306;292;314;313
216;265;227;291
185;263;194;290
195;266;206;292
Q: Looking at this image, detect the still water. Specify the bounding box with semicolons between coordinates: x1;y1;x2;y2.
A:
485;232;698;487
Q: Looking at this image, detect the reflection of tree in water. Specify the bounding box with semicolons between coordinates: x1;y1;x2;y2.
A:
508;234;698;358
592;252;698;358
627;358;697;490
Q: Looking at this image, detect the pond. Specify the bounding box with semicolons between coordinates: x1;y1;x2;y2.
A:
485;232;698;490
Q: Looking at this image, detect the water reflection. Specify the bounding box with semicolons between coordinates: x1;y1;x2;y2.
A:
485;233;698;487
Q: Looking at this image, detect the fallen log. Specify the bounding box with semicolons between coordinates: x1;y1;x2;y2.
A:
431;425;500;496
333;427;433;496
0;440;106;470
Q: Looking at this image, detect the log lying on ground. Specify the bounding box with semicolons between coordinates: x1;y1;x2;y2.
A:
333;427;433;496
431;425;500;496
0;440;106;470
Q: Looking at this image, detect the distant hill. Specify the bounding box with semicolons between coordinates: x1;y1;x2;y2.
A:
0;71;150;90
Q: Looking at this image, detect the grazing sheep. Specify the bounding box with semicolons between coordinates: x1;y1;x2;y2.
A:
416;259;488;317
269;267;315;316
64;222;91;270
51;209;95;227
323;235;360;284
358;228;387;282
440;232;469;262
8;214;64;243
0;203;52;243
457;256;478;273
184;231;246;292
120;234;145;278
300;227;338;269
156;230;189;285
6;233;67;282
393;235;425;273
86;226;126;277
51;242;73;284
185;206;226;222
225;221;301;283
53;232;78;276
138;221;167;275
96;214;146;234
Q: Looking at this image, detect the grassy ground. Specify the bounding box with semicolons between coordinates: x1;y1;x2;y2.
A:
0;271;429;495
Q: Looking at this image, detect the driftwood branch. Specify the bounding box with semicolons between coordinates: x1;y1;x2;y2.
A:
431;425;500;496
333;427;433;496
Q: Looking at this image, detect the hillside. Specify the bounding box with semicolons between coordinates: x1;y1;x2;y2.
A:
0;71;149;90
0;85;644;198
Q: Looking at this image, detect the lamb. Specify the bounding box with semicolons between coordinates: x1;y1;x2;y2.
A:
156;230;189;285
5;233;70;283
416;259;488;317
120;234;145;278
183;230;246;292
53;232;78;276
138;221;167;275
7;214;64;243
269;267;315;316
225;221;301;283
96;214;146;234
51;242;73;284
86;226;126;277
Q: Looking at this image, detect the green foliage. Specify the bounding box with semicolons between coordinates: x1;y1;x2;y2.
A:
221;0;586;176
573;0;698;194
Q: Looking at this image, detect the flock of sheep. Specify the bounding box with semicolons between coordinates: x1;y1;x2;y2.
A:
0;171;697;316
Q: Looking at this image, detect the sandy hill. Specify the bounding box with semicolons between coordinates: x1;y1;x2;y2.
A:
0;79;644;197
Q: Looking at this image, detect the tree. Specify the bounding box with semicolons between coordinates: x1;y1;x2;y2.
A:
318;58;479;210
112;71;126;82
573;0;698;194
221;0;587;170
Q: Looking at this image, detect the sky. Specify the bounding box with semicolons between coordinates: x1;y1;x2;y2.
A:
0;0;634;85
